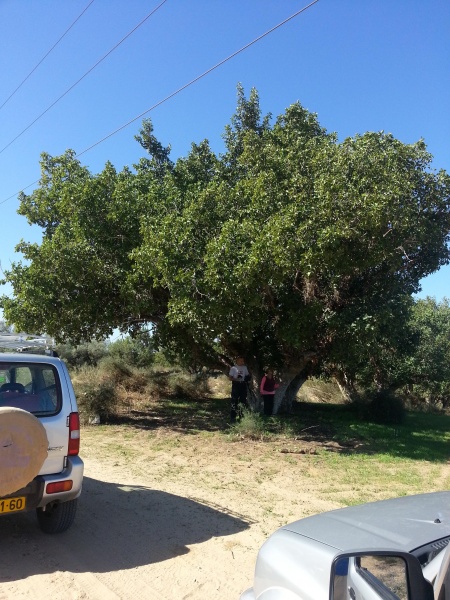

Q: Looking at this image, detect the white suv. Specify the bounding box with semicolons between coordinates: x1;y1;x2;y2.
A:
0;351;83;533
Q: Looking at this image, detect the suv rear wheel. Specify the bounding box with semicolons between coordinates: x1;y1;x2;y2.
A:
36;499;78;533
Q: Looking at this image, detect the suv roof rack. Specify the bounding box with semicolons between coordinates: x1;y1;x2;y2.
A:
0;334;58;357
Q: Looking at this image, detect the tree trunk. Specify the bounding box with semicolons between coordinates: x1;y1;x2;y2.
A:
244;353;315;415
273;372;307;414
247;377;261;412
332;371;357;403
335;380;352;402
244;369;302;415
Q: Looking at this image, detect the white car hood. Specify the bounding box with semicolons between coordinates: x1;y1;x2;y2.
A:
283;491;450;553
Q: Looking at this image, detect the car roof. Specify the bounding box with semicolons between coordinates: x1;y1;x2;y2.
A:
282;491;450;553
0;352;62;365
0;334;59;362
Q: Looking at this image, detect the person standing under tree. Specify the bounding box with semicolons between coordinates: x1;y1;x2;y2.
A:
260;368;279;416
229;356;250;422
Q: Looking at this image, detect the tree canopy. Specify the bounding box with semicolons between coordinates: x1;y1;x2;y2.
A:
2;87;450;407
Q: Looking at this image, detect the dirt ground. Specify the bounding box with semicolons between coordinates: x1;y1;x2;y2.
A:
0;420;348;600
1;416;446;600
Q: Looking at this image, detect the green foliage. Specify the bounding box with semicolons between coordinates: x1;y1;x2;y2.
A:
322;296;450;410
398;297;450;409
229;409;269;439
152;350;175;367
56;340;108;368
108;331;155;368
2;87;450;409
57;333;155;370
1;153;149;342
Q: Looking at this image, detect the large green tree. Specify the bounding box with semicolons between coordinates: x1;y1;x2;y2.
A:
2;87;450;411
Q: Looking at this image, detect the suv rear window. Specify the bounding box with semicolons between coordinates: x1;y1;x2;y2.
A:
0;362;61;416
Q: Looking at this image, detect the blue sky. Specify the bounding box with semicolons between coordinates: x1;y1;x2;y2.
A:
1;0;449;311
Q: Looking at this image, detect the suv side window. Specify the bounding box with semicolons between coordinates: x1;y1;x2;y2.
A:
0;362;61;416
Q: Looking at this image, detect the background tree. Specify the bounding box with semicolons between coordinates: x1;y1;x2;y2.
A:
320;293;417;401
2;88;450;412
399;297;450;409
56;339;108;368
107;329;155;368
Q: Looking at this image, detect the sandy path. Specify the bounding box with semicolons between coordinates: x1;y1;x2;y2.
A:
0;426;345;600
1;457;249;599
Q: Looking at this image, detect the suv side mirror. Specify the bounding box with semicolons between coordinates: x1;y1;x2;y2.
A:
330;551;434;600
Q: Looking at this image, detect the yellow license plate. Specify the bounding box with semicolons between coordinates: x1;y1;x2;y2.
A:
0;496;26;513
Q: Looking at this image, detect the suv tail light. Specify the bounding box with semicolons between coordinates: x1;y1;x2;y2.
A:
68;412;80;456
46;480;73;494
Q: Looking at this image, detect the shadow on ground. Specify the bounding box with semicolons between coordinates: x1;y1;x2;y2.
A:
0;476;250;582
110;396;230;433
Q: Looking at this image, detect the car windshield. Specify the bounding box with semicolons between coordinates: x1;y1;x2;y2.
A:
0;361;61;416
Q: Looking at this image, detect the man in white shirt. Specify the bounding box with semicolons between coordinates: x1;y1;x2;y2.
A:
229;356;250;422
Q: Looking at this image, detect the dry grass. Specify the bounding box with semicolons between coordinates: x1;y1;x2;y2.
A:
297;378;347;405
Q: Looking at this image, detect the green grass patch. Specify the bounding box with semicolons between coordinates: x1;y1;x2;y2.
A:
99;391;450;465
289;401;450;462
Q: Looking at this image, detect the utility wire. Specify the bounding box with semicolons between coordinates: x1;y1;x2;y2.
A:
77;0;320;158
0;0;169;156
0;0;319;206
0;0;96;112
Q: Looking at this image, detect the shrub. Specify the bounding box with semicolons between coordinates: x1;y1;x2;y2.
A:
230;410;269;439
364;389;406;425
56;341;108;367
399;382;450;412
97;356;133;383
108;334;154;368
73;368;118;422
152;351;173;367
71;360;224;421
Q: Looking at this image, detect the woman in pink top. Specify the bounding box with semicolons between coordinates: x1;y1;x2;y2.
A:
260;368;279;416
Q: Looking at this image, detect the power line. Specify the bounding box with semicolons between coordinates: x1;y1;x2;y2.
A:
0;0;169;156
0;184;35;206
77;0;320;158
0;0;320;206
0;0;96;112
